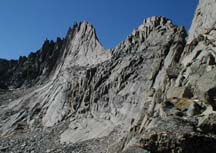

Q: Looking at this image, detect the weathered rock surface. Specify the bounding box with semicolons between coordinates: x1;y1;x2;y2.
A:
1;0;216;152
188;0;216;42
0;38;64;89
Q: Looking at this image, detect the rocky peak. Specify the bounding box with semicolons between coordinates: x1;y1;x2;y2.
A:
66;21;97;43
139;16;173;29
113;16;186;56
62;21;111;67
0;21;111;90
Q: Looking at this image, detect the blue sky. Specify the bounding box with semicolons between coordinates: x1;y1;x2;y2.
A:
0;0;198;59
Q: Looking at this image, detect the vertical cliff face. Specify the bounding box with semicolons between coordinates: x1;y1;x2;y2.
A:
1;0;216;152
122;1;216;152
41;22;111;128
188;0;216;42
177;0;216;107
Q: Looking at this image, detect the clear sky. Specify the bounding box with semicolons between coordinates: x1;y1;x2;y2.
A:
0;0;198;59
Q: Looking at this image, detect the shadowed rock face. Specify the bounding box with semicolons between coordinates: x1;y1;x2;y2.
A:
0;22;111;90
0;38;64;89
1;1;216;152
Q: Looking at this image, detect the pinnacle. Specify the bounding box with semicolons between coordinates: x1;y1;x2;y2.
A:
138;16;173;30
143;16;172;24
66;21;98;44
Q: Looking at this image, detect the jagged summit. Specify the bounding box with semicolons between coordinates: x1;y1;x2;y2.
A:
0;21;111;89
140;16;173;28
113;16;186;56
62;21;111;67
66;21;98;43
0;37;64;89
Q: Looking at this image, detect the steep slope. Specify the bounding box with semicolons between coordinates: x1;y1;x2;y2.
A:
0;22;111;134
188;0;216;42
180;0;216;103
119;0;216;152
60;16;187;144
1;1;216;152
63;21;111;66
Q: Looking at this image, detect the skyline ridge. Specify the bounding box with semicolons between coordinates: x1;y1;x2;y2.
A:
0;0;197;59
